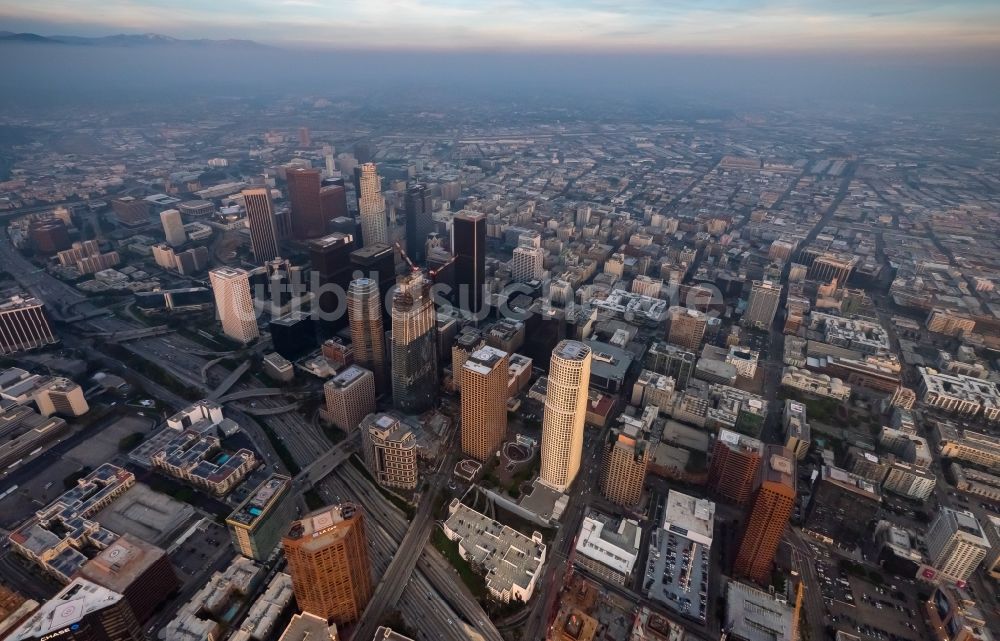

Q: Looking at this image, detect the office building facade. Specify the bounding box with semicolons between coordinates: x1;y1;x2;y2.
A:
282;503;373;625
452;210;487;318
324;365;376;433
926;508;991;582
743;280;782;330
361;413;418;490
0;295;57;356
159;208;186;246
7;578;144;641
390;273;438;413
404;183;434;263
209;267;259;344
286;168;325;239
358;163;388;247
227;474;295;562
347;278;387;392
600;425;650;506
460;346;509;462
707;429;764;507
667;307;708;351
243;188;280;262
734;447;796;583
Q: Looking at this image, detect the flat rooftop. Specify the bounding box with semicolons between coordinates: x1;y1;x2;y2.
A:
8;579;124;641
78;533;168;593
227;475;292;529
662;490;715;546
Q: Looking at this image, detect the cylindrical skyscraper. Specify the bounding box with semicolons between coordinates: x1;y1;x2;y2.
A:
348;277;387;392
540;340;592;492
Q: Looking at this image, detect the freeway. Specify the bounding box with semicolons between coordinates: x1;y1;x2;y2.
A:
321;463;503;641
293;437;358;487
207;361;250;400
350;463;448;641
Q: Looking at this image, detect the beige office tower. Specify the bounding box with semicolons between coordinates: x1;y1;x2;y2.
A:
347;278;386;392
361;412;418;490
324;365;376;433
451;328;484;391
540;340;592;492
160;208;187;247
600;425;650;506
460;346;509;462
667;306;708;351
209;267;259;344
358;163;388;247
282;503;373;625
511;231;543;282
35;378;89;417
243;188;280;262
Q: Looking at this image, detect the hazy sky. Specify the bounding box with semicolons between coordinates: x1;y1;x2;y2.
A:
3;0;1000;52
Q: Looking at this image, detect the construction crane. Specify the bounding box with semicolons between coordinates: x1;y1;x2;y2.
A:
392;240;420;273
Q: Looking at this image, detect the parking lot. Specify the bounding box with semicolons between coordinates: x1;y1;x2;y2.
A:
169;519;234;587
814;558;927;641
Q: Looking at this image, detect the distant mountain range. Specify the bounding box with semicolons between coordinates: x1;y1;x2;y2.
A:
0;31;265;48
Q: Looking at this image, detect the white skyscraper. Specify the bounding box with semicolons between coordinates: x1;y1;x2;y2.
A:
160;209;187;247
926;507;991;582
540;340;592;492
209;267;259;344
743;279;782;329
511;231;544;282
358;163;388;247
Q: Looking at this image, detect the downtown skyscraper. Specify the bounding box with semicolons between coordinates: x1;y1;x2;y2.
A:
282;503;373;625
209;267;259;344
734;447;796;583
452;210;486;318
348;277;387;392
242;188;279;262
404;183;434;263
460;346;509;461
358;163;388;247
286;167;326;240
390;272;438;413
540;340;592;492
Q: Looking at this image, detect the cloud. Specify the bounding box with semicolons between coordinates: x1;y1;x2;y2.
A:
0;0;998;52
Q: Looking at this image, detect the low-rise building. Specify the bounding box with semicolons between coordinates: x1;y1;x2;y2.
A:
151;430;257;496
574;510;641;586
9;463;134;582
781;366;851;401
724;580;795;641
935;421;1000;471
883;460;936;500
441;499;546;603
646;491;714;623
918;367;1000;421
